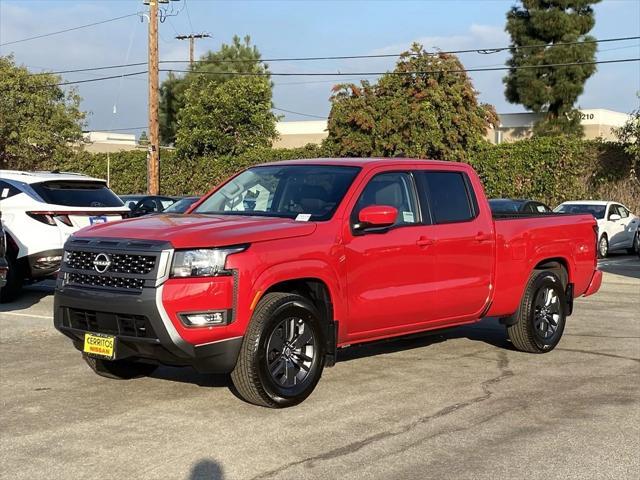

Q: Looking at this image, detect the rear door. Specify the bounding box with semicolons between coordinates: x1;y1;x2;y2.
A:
414;169;494;323
607;204;628;249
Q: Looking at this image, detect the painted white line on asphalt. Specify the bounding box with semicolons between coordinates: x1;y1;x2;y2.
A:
0;311;53;320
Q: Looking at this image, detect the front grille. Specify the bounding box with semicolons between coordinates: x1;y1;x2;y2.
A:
65;308;157;339
68;272;145;290
67;250;156;275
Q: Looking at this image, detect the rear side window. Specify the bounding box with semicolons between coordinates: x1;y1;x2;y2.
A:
31;181;124;208
0;180;23;200
417;171;476;224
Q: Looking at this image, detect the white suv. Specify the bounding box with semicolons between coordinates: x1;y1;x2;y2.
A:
0;170;130;301
555;201;639;258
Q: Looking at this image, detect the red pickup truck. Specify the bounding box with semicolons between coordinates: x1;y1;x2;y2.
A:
54;159;602;407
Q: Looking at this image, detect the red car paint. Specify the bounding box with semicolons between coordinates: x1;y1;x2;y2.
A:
73;159;600;350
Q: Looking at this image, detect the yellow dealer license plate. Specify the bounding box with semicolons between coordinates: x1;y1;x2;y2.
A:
83;333;116;359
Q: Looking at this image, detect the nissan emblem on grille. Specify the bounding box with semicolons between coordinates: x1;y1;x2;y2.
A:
93;253;111;273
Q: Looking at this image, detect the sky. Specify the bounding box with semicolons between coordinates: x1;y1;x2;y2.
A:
1;0;639;135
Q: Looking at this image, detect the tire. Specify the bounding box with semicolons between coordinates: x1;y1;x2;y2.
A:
82;353;158;380
0;252;23;303
597;235;609;259
628;231;639;255
507;270;567;353
231;292;326;408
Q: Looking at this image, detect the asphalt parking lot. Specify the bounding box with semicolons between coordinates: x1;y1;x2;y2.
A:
1;255;638;480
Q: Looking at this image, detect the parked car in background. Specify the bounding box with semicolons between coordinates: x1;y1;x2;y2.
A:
120;195;176;217
0;170;130;302
54;158;601;407
554;201;638;258
162;196;200;214
489;198;552;215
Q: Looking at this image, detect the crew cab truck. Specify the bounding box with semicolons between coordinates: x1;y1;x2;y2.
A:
54;159;602;407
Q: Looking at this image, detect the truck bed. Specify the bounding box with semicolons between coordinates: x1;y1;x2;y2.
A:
487;213;597;318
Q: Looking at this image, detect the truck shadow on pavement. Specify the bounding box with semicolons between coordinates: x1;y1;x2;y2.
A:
597;254;640;280
0;280;55;313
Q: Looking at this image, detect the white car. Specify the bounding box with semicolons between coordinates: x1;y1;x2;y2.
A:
0;170;129;301
554;201;639;258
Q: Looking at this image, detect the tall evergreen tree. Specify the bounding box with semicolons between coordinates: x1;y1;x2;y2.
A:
159;35;268;145
504;0;600;136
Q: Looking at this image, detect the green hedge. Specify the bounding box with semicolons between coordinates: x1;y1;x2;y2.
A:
47;138;639;212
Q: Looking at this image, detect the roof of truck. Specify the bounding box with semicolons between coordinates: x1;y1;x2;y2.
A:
262;158;467;168
0;170;105;184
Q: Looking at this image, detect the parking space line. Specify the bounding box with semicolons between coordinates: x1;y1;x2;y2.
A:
0;311;53;320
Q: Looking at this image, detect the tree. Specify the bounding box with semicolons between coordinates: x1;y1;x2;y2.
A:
613;95;640;186
138;131;149;146
0;56;85;170
504;0;601;136
159;35;267;145
175;75;278;158
324;44;498;161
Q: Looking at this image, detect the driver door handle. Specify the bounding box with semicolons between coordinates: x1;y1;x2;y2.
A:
474;232;492;243
416;237;435;247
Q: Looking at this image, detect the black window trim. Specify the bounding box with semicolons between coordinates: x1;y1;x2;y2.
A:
349;170;424;236
416;170;479;226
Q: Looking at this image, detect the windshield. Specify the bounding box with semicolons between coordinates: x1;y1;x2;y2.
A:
165;197;199;213
32;181;124;208
194;165;361;221
555;203;606;219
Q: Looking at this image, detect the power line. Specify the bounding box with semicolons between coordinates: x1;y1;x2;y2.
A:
32;35;640;76
184;0;195;34
273;107;327;119
51;57;639;86
0;13;141;47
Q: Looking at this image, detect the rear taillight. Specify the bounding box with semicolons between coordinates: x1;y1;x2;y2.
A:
26;212;73;226
26;212;56;226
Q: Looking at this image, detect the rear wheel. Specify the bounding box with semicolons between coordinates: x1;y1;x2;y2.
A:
231;292;325;408
82;353;157;380
628;231;639;255
598;235;609;259
507;270;567;353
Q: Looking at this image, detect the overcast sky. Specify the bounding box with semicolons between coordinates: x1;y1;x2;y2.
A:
1;0;639;134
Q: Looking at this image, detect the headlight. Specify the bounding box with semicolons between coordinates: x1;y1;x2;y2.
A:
171;246;246;278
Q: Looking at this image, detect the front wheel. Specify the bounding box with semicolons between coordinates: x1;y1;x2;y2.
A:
82;353;158;380
231;292;326;408
507;270;567;353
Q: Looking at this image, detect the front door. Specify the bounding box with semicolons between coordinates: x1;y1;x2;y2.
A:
344;171;437;341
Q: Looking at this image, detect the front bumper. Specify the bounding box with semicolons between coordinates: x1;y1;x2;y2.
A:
54;284;243;374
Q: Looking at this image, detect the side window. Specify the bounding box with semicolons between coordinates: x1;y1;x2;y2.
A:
353;172;419;226
418;171;475;224
0;180;22;201
617;205;629;218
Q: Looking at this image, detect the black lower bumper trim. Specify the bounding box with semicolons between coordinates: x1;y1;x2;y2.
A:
54;285;243;374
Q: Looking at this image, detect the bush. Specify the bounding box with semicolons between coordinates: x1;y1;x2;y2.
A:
45;139;638;213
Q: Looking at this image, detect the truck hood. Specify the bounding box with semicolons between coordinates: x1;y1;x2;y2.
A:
74;214;317;249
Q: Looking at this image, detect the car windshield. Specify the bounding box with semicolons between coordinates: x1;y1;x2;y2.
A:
32;181;124;208
194;165;361;221
555;203;606;219
164;197;199;213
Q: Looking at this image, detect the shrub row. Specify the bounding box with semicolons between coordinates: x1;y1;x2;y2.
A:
47;138;639;212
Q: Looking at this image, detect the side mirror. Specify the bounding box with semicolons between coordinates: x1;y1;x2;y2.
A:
609;214;621;221
356;205;398;230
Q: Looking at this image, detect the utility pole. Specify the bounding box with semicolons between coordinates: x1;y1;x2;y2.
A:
147;0;160;195
175;33;211;66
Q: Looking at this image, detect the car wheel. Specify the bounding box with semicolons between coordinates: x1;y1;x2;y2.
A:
231;292;326;408
598;235;609;259
629;231;640;255
507;270;567;353
82;353;158;380
0;251;24;303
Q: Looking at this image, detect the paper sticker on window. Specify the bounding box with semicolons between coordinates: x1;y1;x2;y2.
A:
1;188;8;198
295;213;312;222
402;211;414;223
